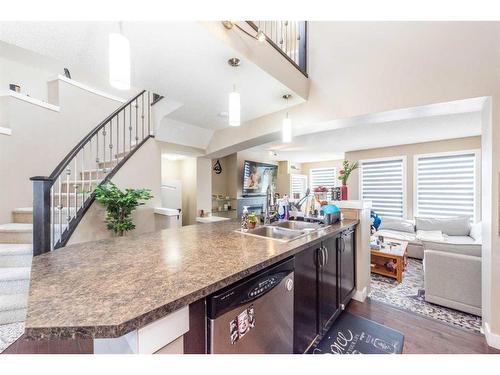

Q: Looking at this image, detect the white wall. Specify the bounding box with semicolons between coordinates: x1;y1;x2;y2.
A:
69;138;162;244
0;77;125;223
0;56;55;101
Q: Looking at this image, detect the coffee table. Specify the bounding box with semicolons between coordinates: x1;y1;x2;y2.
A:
370;237;408;283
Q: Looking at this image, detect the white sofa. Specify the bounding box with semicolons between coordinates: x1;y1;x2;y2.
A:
374;216;481;260
374;216;482;316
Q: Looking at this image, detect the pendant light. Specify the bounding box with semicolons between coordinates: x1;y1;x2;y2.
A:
228;58;241;127
282;94;292;143
109;22;131;90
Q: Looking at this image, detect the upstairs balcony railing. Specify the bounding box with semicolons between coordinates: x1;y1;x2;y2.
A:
247;21;307;76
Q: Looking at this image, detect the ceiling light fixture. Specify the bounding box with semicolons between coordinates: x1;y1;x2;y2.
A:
282;94;292;143
222;21;266;43
228;58;241;127
109;22;131;90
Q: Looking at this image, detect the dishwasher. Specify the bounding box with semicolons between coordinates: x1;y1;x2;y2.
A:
207;258;294;354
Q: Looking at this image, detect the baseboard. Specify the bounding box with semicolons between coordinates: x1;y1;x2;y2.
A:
484;322;500;349
352;286;367;302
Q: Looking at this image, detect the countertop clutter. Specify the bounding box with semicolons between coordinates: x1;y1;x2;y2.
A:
25;219;357;341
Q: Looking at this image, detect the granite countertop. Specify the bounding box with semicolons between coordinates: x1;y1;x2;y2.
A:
25;219;358;340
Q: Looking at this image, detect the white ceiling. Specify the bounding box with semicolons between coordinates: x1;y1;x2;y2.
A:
249;99;483;163
0;21;304;130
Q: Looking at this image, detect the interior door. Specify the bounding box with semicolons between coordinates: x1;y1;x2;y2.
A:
318;234;339;334
339;228;355;308
293;245;320;353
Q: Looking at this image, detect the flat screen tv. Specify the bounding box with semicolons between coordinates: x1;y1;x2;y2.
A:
242;160;278;196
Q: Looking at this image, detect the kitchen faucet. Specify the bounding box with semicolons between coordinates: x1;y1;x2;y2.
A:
263;184;277;225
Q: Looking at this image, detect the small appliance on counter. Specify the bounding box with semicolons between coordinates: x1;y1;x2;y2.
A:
320;204;341;225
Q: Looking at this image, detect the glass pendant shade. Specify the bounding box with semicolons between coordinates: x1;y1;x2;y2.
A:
109;33;131;90
282;116;292;143
228;91;241;126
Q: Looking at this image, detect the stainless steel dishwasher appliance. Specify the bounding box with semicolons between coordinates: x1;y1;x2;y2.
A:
207;258;294;354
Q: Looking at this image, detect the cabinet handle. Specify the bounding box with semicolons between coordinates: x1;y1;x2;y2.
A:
323;246;329;266
317;247;323;268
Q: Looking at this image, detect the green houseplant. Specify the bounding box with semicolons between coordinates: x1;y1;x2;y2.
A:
337;160;359;200
94;182;153;236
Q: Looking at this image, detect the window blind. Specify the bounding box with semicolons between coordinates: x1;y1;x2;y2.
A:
415;152;477;220
360;158;405;218
290;174;308;200
310;168;337;200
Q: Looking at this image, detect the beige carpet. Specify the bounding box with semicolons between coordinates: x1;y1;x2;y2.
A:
0;322;24;353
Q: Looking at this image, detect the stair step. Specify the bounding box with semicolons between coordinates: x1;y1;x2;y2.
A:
80;169;109;180
97;160;119;169
0;224;33;244
60;180;100;191
0;293;28;324
0;267;31;295
12;207;33;224
0;244;32;268
52;193;90;208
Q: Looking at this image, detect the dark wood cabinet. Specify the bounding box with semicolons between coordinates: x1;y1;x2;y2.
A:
293;225;356;353
318;234;339;334
338;228;356;309
293;242;320;354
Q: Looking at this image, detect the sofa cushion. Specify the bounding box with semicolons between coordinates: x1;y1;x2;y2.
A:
374;229;420;245
378;217;415;233
416;230;444;242
469;221;482;243
446;235;476;245
415;216;471;236
422;240;481;257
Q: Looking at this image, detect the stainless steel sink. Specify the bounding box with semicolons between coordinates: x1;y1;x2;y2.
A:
237;225;307;242
272;220;322;231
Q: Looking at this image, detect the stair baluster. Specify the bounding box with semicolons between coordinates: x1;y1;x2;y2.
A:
30;90;156;256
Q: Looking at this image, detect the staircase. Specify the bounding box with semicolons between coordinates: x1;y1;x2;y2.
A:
32;90;155;255
0;209;33;325
0;90;157;326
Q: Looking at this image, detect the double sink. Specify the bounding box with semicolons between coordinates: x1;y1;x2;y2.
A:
238;220;325;242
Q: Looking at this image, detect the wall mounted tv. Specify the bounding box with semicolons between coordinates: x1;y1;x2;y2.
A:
242;160;278;196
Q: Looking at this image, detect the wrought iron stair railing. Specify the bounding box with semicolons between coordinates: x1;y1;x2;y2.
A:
31;90;155;256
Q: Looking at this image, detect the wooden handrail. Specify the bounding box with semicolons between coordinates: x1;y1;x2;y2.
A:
31;90;147;184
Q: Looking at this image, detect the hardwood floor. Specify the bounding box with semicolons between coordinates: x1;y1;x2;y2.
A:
3;298;499;354
347;298;500;354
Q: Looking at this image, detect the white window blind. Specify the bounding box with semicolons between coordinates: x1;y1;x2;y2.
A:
310;168;337;200
415;151;477;220
360;158;405;218
290;174;308;200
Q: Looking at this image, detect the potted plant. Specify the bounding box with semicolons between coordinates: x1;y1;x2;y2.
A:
247;213;258;230
337;160;359;200
94;181;153;236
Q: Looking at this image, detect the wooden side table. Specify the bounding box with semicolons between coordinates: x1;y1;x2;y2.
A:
370;238;408;283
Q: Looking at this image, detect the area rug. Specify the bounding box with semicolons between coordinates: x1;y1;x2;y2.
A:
312;312;404;354
0;322;24;353
369;258;482;333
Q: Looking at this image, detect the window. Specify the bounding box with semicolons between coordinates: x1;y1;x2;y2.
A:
309;167;337;200
415;151;479;221
360;157;406;218
290;174;308;200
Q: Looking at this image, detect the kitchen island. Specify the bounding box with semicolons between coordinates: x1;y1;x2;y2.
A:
25;219;359;354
